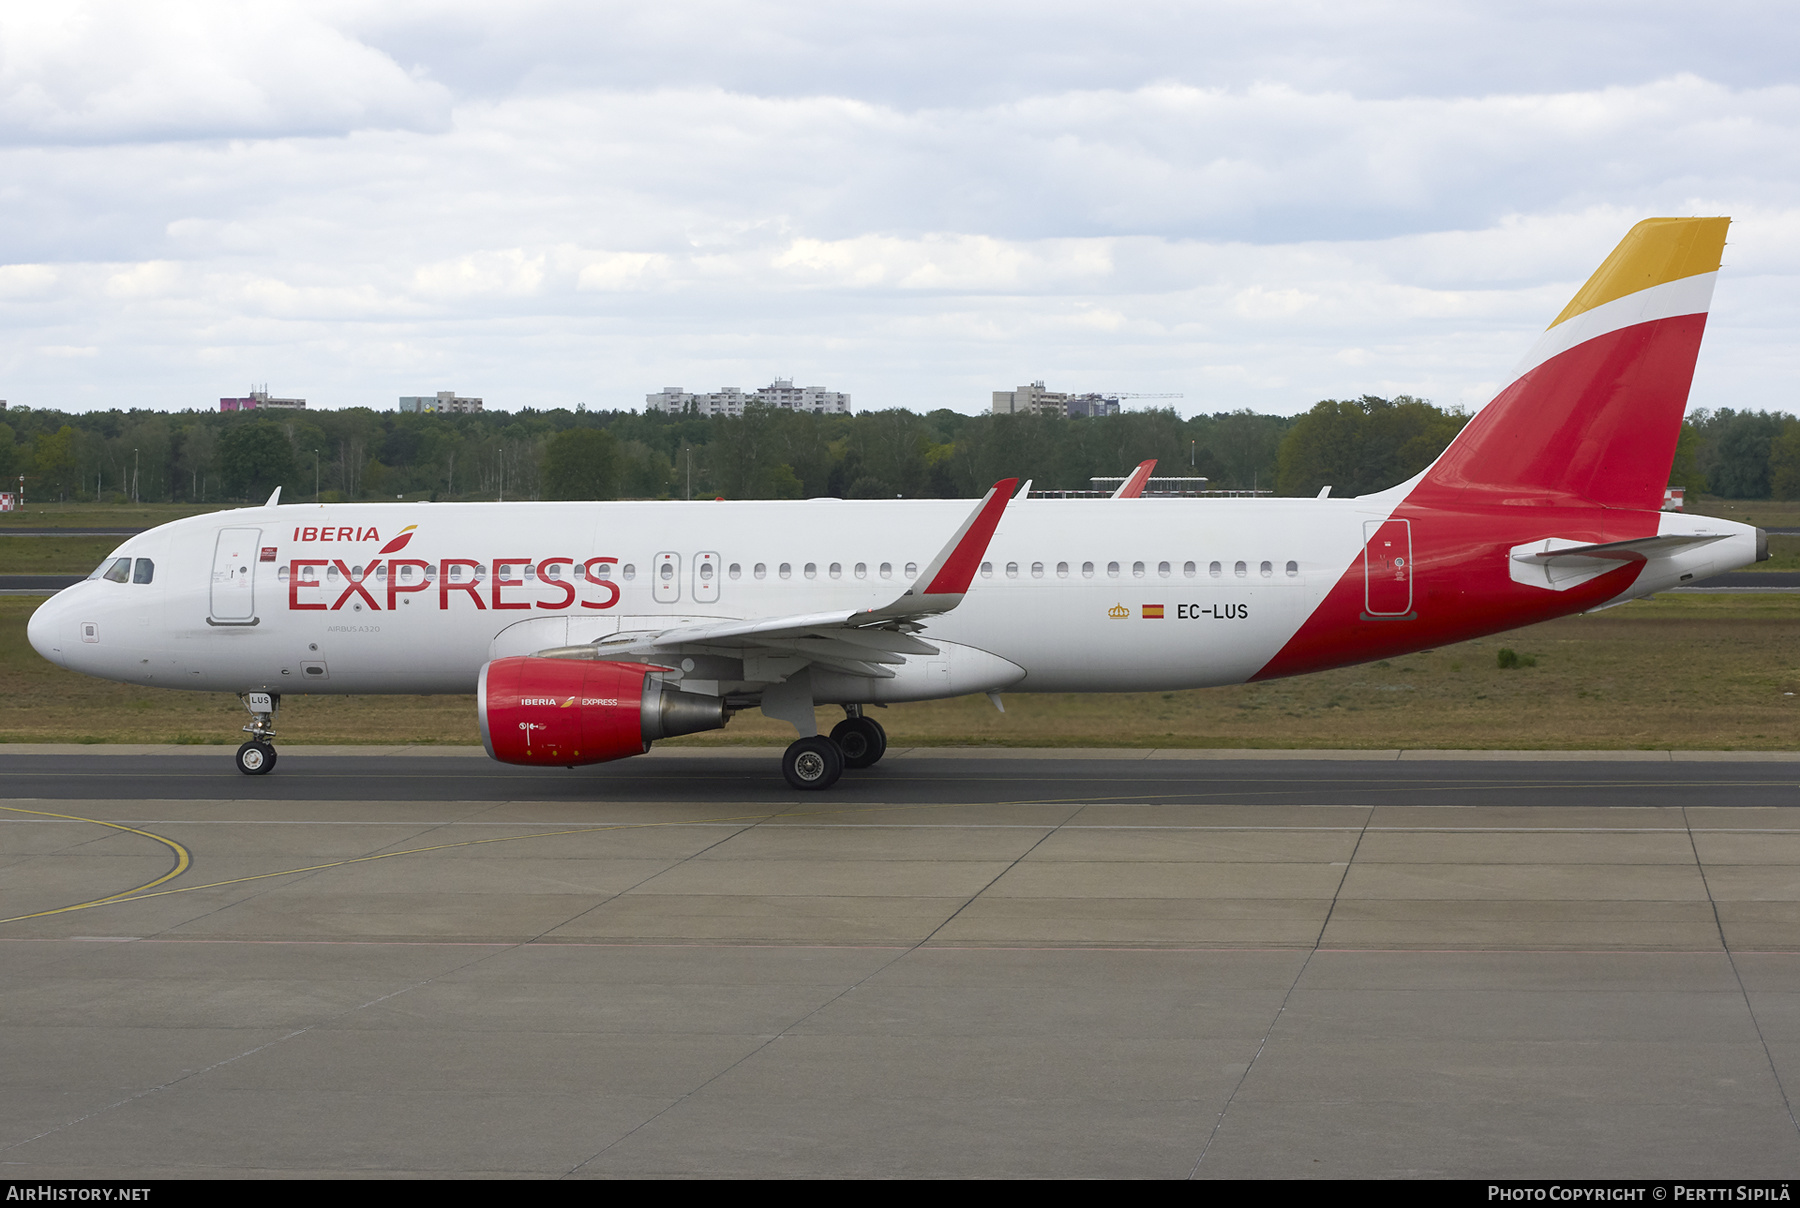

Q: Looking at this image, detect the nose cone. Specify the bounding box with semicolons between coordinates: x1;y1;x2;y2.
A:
27;593;67;667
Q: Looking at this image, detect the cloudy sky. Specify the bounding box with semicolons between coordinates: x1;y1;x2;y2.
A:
2;1;1797;417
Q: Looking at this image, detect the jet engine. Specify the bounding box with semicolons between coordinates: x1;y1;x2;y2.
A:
478;656;728;766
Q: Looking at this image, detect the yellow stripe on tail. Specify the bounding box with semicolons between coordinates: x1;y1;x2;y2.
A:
1549;216;1729;328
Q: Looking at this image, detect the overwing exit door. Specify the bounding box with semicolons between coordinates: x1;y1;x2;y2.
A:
210;527;260;622
1362;519;1413;617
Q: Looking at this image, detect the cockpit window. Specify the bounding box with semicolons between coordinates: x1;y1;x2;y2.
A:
100;557;131;583
132;558;154;584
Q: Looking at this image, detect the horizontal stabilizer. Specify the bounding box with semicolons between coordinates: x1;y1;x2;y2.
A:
1513;533;1727;562
1509;532;1727;592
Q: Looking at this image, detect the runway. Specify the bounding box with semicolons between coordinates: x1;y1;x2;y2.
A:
3;748;1800;1178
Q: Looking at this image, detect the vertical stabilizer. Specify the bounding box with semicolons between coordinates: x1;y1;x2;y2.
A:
1417;217;1729;511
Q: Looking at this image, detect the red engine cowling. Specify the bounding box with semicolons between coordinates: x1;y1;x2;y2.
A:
479;657;727;766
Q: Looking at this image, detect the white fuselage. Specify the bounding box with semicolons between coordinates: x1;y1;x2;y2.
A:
26;494;1759;703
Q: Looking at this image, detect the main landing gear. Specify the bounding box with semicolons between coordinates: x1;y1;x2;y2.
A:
235;691;280;776
781;706;888;791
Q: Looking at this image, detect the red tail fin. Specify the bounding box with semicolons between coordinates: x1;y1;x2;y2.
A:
1417;217;1728;511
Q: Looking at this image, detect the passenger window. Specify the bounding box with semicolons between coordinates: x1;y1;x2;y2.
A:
1209;561;1221;578
1082;561;1094;578
1260;561;1273;577
980;562;993;578
829;563;842;579
327;565;341;581
1056;562;1069;577
699;562;714;581
376;564;388;579
729;563;741;579
1157;561;1170;578
593;563;612;579
659;562;675;581
804;563;817;579
277;566;289;582
1234;561;1247;577
523;564;536;579
754;563;767;579
1184;561;1197;578
904;562;918;577
880;562;892;578
1132;561;1145;578
779;563;792;579
622;564;635;580
1107;561;1120;578
854;563;866;579
1031;562;1044;578
132;558;154;584
102;557;131;583
1005;562;1018;578
1286;560;1298;577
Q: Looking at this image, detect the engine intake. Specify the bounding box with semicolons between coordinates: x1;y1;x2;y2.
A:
479;656;728;766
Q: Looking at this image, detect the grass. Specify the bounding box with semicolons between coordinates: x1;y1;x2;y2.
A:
0;502;235;529
0;536;125;575
1687;498;1800;527
2;592;1795;749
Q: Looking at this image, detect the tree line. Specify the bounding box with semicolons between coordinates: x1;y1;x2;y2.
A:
0;395;1786;505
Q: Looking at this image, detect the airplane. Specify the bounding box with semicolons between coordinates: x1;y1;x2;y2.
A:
27;217;1764;790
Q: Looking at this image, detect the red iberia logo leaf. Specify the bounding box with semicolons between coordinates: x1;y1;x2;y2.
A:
377;525;418;555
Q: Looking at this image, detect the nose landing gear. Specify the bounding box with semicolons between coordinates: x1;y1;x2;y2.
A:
235;740;276;775
236;691;279;776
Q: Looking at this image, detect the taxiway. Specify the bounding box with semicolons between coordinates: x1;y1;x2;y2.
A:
3;748;1798;1178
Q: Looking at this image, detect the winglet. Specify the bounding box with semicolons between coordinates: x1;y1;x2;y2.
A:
1112;460;1156;499
265;486;282;507
918;478;1017;595
855;478;1017;623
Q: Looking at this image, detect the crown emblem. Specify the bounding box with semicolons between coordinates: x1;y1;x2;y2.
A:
1108;603;1129;619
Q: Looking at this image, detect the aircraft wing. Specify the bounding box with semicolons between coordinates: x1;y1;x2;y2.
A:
538;479;1018;678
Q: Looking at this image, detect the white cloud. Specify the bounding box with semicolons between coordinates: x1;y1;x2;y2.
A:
0;0;449;143
0;4;1795;418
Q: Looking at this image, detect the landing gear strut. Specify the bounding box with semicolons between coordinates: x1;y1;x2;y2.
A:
236;692;279;776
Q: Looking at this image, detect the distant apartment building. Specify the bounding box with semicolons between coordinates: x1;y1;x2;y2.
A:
220;389;305;413
992;382;1120;418
992;381;1066;417
398;391;484;414
647;378;852;418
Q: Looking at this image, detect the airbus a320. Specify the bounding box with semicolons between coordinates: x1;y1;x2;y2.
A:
28;218;1763;789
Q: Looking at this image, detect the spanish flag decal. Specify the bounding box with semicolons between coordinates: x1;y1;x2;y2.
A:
1142;604;1165;619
